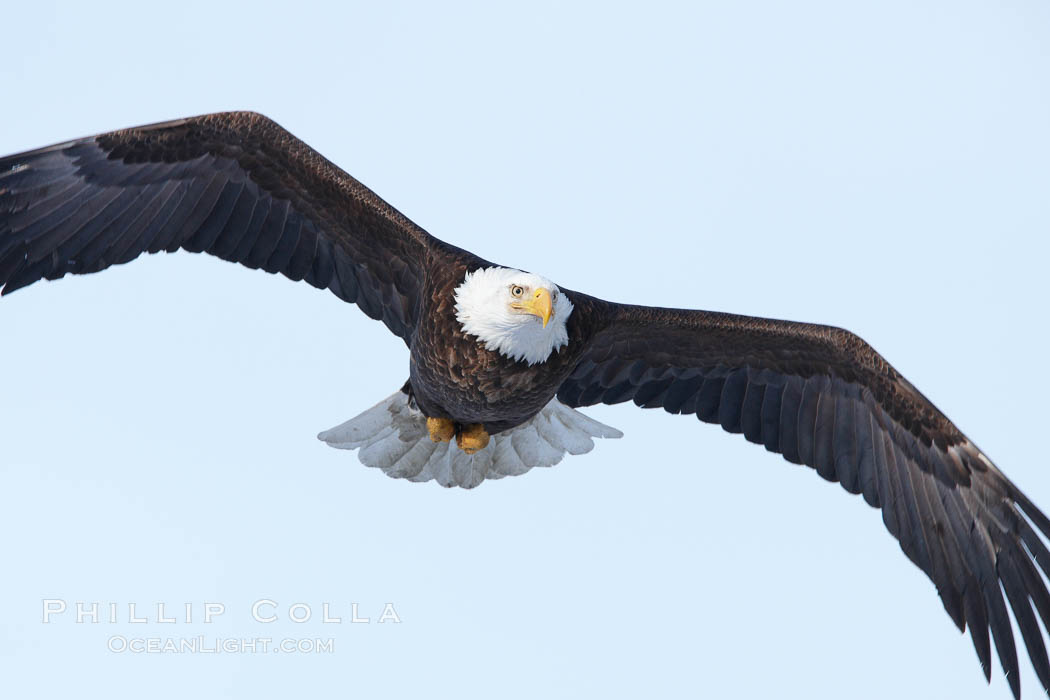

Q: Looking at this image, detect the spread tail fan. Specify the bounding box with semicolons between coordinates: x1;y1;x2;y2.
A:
318;390;622;488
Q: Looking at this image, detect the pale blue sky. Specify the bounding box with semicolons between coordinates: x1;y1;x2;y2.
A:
1;1;1049;698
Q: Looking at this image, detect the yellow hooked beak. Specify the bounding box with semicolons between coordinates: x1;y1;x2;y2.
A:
512;287;554;327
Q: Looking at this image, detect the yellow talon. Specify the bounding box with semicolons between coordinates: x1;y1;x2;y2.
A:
456;423;490;454
427;416;455;443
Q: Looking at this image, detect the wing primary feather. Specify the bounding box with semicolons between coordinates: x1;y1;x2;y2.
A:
739;378;765;444
116;180;187;262
812;386;836;481
146;173;215;253
995;531;1050;696
4;176;80;225
695;375;725;423
161;168;229;254
331;245;363;307
759;381;783;453
795;375;822;467
76;182;168;272
961;487;1023;700
243;194;289;269
601;380;638;405
912;466;965;629
778;376;803;464
263;210;303;273
832;393;860;493
51;186;153;273
873;428;901;539
20;187;118;263
633;376;674;409
717;368;748;433
857;403;880;507
207;186;262;260
183;180;246;253
888;440;934;574
227;195;272;262
662;373;703;414
282;220;318;282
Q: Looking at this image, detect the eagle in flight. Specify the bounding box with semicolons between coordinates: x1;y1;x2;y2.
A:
1;112;1048;698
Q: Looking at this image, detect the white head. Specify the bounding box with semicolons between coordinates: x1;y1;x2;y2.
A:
454;267;574;365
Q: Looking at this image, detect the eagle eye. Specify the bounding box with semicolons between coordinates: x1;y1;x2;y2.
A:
511;285;525;298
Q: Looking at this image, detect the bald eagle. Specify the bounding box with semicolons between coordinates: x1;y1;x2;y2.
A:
1;112;1047;697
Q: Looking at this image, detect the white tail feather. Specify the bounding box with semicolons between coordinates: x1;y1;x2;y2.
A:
317;391;622;489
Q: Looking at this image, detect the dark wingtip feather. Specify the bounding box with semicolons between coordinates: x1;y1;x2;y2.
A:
964;585;993;683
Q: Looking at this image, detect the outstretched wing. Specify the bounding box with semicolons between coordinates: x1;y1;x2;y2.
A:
0;111;433;342
558;301;1050;699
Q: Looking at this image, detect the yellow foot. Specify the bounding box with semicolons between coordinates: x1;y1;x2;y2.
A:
456;423;490;454
427;416;455;443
